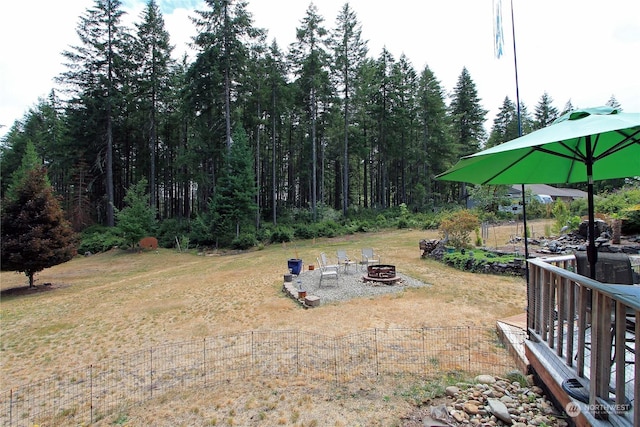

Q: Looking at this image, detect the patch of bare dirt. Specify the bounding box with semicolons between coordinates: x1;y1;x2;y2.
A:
0;282;68;298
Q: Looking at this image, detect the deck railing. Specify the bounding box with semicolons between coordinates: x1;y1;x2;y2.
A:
527;255;639;425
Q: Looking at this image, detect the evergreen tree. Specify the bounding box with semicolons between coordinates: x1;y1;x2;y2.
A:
388;54;418;205
560;99;574;116
486;97;518;148
209;126;257;243
330;3;367;215
58;0;131;227
372;47;397;208
264;40;289;225
192;0;262;151
289;3;331;221
351;57;381;209
606;95;622;111
116;178;157;249
134;0;175;210
448;67;487;205
5;141;42;202
449;67;487;156
416;64;454;205
0;94;68;199
533;92;559;130
1;167;78;287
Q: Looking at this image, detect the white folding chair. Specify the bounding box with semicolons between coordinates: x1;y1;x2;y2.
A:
360;248;381;270
317;256;339;287
336;250;356;273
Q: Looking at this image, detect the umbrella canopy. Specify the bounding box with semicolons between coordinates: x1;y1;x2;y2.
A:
437;106;640;279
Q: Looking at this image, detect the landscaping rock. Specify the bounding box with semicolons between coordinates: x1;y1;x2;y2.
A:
475;374;496;384
445;386;459;397
304;295;320;307
416;373;567;427
487;398;512;425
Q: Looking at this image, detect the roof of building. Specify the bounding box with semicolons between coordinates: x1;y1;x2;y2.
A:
509;184;587;199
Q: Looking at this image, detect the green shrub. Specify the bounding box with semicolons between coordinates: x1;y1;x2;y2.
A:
79;226;127;254
354;220;373;232
596;187;640;215
397;218;409;229
551;200;571;234
316;220;342;238
270;226;294;243
232;233;257;250
189;214;216;246
621;205;640;234
293;224;317;240
439;210;479;249
157;218;190;248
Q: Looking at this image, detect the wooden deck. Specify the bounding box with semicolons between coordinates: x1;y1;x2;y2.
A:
496;313;528;373
524;256;639;427
497;310;636;426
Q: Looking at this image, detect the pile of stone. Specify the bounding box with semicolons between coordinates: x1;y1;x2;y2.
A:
423;374;568;426
282;274;320;308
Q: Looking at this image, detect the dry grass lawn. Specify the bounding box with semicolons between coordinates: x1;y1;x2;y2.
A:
0;221;545;426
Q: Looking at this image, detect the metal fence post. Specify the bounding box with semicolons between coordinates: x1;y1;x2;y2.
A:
421;328;427;376
90;364;93;424
150;348;153;399
467;327;472;372
251;331;255;370
296;330;300;376
374;329;379;377
203;338;207;387
333;336;339;385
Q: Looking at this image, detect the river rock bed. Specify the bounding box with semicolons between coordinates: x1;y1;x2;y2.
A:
402;374;569;426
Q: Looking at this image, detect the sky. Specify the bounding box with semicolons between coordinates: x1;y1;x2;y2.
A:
1;0;639;141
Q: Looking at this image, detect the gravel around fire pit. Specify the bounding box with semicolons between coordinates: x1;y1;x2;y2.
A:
288;267;431;304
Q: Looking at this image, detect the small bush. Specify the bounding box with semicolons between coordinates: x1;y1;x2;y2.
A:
271;226;294;243
232;233;257;250
157;218;190;248
621;205;640;234
397;218;409;229
316;220;342;237
79;225;126;254
354;220;374;232
439;210;479;249
551;200;571;234
294;224;317;240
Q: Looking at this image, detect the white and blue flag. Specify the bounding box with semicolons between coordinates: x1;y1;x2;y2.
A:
493;0;505;59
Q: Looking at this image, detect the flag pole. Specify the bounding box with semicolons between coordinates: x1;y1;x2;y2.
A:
508;0;531;336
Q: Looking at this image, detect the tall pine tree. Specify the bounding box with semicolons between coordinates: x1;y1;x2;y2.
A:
533;92;559;130
134;0;175;211
209;126;257;244
289;3;331;221
448;67;487;205
330;3;367;215
59;0;130;227
416;64;453;207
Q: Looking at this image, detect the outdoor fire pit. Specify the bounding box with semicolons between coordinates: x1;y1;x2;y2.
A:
363;264;401;284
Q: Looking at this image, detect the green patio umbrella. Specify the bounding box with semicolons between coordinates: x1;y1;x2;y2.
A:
437;106;640;279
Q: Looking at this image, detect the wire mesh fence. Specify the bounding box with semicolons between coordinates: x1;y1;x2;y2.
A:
1;326;525;426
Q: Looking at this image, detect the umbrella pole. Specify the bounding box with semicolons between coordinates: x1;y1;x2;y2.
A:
586;136;597;279
521;185;529;267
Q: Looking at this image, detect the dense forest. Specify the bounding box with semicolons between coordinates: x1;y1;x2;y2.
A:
0;0;624;248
